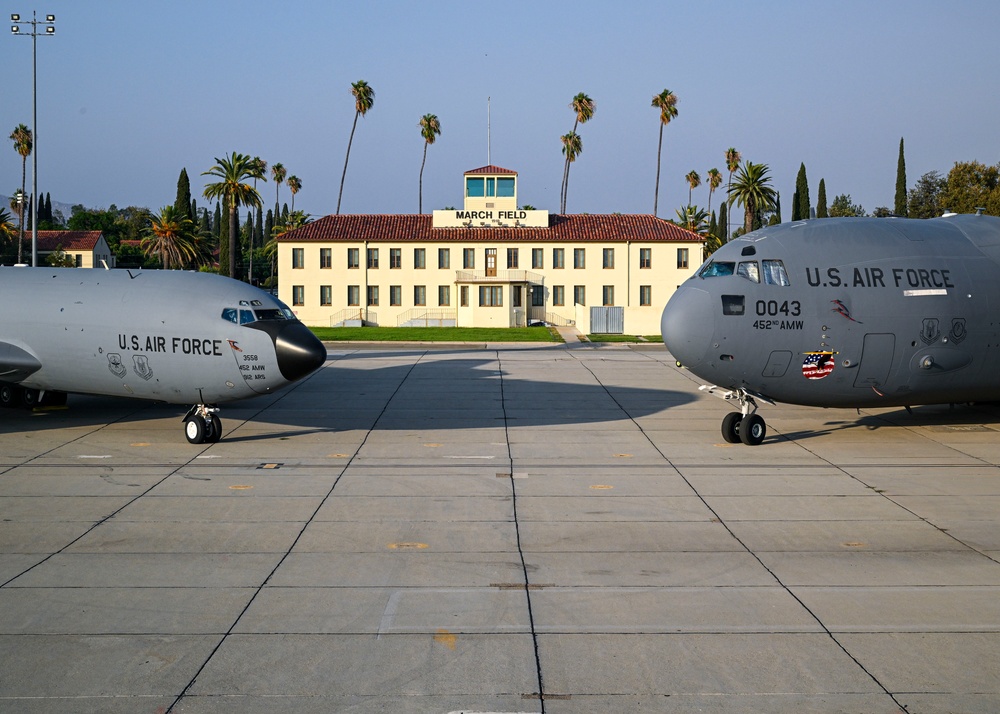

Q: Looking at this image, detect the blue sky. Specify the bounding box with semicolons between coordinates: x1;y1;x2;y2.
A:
2;0;998;221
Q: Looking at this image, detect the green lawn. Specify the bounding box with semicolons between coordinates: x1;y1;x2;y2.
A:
310;326;562;342
586;334;663;343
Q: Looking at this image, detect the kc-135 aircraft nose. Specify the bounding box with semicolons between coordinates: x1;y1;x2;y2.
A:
274;321;327;381
247;320;327;382
660;285;715;370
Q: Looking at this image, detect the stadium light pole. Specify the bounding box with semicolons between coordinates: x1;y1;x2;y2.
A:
11;11;55;267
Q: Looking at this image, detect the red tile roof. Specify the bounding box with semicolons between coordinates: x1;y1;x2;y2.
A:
279;214;702;244
35;231;103;251
464;165;518;176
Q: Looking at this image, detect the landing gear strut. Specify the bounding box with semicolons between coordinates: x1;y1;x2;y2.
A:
183;404;222;444
700;385;772;446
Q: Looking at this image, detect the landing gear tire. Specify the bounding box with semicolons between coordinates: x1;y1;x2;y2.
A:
205;415;223;443
739;413;767;446
185;416;206;444
19;388;39;410
0;384;14;408
721;412;743;443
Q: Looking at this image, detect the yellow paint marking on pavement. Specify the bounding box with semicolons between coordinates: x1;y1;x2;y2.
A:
229;485;253;490
434;629;457;650
590;484;614;490
388;542;429;550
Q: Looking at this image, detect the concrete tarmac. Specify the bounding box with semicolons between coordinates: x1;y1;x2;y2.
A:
1;342;999;713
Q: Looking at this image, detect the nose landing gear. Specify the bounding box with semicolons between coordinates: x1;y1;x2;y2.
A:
700;385;773;446
183;404;222;444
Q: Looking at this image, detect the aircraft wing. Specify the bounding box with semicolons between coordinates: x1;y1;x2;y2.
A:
0;341;41;383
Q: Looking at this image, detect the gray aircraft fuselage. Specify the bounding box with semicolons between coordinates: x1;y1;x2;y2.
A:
662;214;1000;419
0;267;326;407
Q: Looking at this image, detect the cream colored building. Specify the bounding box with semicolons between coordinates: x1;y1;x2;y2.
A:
277;165;703;334
36;231;116;268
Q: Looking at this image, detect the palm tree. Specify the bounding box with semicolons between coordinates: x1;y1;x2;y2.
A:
337;79;375;214
202;152;263;279
0;207;16;260
142;205;200;270
560;132;583;208
706;168;722;217
724;147;741;238
561;93;595;213
685;170;701;206
271;162;287;215
418;113;441;214
9;124;32;264
651;90;678;217
728;161;777;235
287;175;302;211
249;156;268;190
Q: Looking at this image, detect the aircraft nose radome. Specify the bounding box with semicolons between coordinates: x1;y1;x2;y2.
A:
274;321;327;382
660;287;715;368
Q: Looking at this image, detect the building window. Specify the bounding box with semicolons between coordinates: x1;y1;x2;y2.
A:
292;248;304;269
574;248;586;269
574;285;586;306
390;248;402;269
466;177;485;197
320;285;332;306
676;248;688;269
603;248;615;269
292;285;304;306
320;248;332;269
497;176;515;197
367;248;379;269
438;285;450;306
390;285;402;306
414;285;426;306
553;285;565;306
640;285;652;306
414;248;426;269
438;248;450;269
640;248;652;269
347;285;360;306
531;285;545;307
602;285;615;306
532;248;543;269
553;248;565;269
75;254;83;268
479;286;503;306
463;248;475;269
367;285;379;306
512;285;522;308
348;247;360;268
460;285;469;307
507;248;519;269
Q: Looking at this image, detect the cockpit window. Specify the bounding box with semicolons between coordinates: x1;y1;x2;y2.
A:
239;309;256;325
254;308;286;321
737;261;760;283
762;259;790;286
699;261;735;278
274;298;296;320
221;308;238;324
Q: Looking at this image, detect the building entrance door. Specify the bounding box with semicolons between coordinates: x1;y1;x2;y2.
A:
486;248;497;276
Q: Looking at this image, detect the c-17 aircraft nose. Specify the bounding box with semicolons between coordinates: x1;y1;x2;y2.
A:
660;286;715;370
273;321;327;382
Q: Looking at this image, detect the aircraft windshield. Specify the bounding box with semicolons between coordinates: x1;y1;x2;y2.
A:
699;261;735;278
220;304;292;324
737;261;760;283
762;260;790;286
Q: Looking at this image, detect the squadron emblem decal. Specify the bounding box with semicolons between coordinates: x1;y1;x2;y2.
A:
802;351;835;380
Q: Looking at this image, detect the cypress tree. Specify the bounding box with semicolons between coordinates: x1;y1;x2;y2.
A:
718;201;728;243
175;168;192;220
816;179;829;218
199;209;210;237
191;198;198;223
44;192;52;223
213;202;222;239
255;205;264;246
894;137;907;216
795;163;810;220
708;210;717;239
265;209;274;245
791;189;800;221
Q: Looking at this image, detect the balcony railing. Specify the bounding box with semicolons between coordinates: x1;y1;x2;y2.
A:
454;269;544;284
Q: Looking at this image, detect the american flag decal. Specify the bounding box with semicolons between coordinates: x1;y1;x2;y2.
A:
802;352;835;380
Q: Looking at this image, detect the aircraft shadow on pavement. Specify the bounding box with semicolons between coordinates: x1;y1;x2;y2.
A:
0;353;696;437
777;403;1000;443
